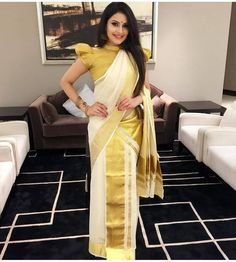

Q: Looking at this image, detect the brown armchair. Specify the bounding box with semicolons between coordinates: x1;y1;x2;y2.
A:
28;92;88;150
150;84;178;146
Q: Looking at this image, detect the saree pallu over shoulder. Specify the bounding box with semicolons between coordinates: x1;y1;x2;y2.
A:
88;50;138;169
137;87;164;199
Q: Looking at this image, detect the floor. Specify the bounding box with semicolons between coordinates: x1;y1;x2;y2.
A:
1;148;236;259
221;94;236;108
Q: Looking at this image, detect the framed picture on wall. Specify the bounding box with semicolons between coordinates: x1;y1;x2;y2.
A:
36;2;157;64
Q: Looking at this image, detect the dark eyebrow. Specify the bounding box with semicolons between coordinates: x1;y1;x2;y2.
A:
111;19;127;24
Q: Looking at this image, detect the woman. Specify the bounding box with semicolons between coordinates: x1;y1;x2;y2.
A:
60;2;163;259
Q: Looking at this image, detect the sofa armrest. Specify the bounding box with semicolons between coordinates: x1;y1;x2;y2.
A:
160;93;178;126
0;140;17;176
0;136;17;163
0;121;29;136
160;93;178;119
28;96;47;148
179;113;222;127
28;95;47;124
0;142;15;162
149;83;164;98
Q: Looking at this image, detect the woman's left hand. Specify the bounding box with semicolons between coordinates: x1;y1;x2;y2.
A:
116;95;142;111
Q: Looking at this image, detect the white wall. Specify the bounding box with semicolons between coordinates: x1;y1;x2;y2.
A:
0;2;91;107
0;2;232;106
148;2;232;103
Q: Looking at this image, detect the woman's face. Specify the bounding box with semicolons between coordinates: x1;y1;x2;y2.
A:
106;12;129;46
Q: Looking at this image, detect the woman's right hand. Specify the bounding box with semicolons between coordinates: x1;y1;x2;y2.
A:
86;102;108;118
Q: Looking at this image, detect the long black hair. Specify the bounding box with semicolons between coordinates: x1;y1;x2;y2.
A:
97;2;146;97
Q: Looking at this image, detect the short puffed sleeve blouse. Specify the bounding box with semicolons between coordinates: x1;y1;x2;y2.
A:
75;43;151;81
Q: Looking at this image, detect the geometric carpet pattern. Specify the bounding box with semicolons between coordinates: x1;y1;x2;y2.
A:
0;146;236;259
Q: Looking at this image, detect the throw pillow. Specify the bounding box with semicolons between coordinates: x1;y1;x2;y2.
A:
219;106;236;127
40;101;59;124
47;90;68;114
150;84;164;98
63;84;94;118
152;95;165;118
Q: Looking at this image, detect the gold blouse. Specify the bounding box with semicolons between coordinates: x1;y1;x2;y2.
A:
75;43;151;81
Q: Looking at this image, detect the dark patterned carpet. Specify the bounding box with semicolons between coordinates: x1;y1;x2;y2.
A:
1;145;236;259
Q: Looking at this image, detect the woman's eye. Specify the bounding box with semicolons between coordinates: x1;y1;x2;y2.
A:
123;24;129;29
111;22;118;26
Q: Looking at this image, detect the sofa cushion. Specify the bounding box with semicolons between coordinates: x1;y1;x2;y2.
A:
152;95;165;118
43;115;88;137
150;84;164;98
206;146;236;190
40;101;59;124
63;84;94;117
47;90;68;114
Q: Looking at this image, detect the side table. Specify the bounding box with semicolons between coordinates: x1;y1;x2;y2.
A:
177;100;226;115
0;107;34;149
0;107;28;120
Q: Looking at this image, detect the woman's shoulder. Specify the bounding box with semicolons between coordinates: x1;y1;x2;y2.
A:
74;43;97;69
75;43;94;55
142;47;151;62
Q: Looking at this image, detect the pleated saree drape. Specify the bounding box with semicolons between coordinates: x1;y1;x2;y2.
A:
88;50;163;260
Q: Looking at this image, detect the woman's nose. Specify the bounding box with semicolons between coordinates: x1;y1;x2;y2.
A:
117;26;124;34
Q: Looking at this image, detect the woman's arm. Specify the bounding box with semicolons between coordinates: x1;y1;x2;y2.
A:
60;58;108;117
60;58;88;103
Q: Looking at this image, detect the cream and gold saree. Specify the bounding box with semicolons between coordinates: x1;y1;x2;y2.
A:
88;50;163;260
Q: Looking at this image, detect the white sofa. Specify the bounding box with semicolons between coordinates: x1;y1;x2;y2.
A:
0;121;30;215
178;113;222;161
0;121;30;175
178;101;236;162
203;128;236;190
0;141;16;215
178;101;236;190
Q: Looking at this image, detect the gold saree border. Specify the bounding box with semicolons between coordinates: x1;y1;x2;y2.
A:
89;241;135;260
105;112;142;258
89;242;106;259
106;131;125;249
